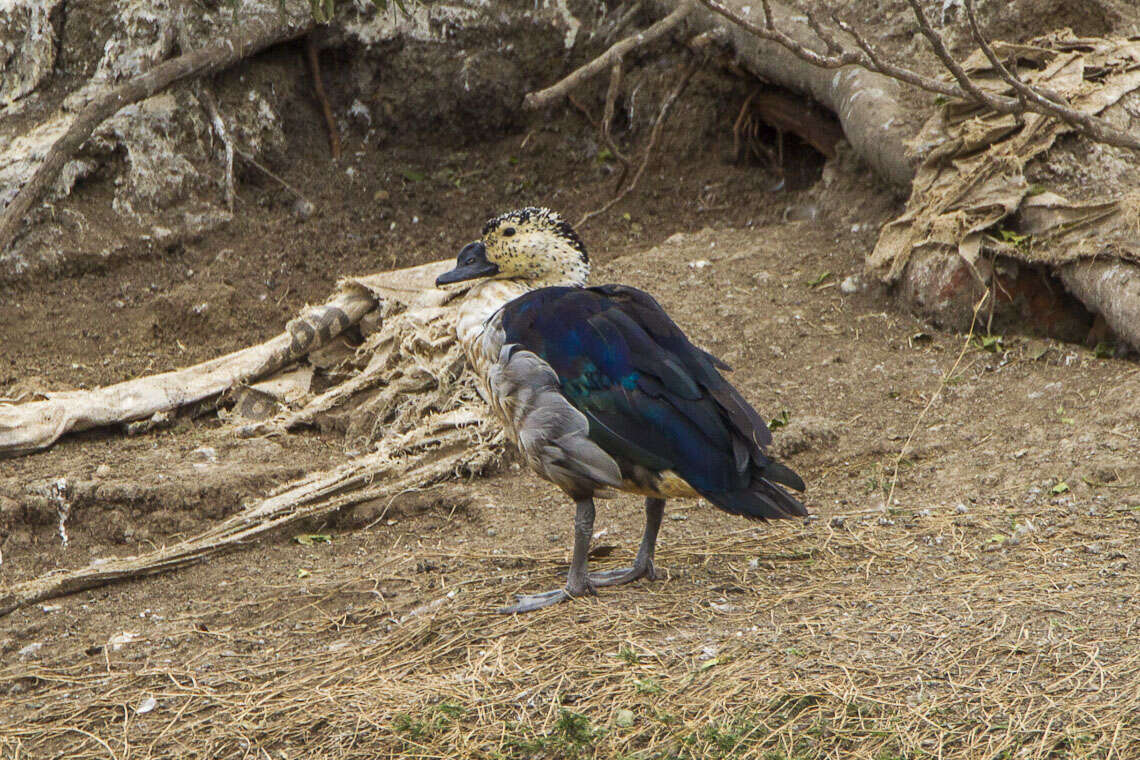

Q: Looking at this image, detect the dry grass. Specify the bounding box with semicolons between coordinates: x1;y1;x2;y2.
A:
4;496;1139;759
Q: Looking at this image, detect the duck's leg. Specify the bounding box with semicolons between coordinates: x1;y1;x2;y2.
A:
499;497;598;613
590;497;664;587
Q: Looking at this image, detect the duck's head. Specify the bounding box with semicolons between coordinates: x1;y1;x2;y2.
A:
436;207;589;289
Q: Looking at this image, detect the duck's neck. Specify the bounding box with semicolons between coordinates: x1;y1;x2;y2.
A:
525;258;590;290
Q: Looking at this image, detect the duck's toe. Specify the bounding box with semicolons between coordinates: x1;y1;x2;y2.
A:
588;559;658;587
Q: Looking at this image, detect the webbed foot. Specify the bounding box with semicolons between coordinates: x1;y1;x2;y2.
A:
588;559;658;587
498;577;596;614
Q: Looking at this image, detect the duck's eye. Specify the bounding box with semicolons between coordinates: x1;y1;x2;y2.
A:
502;227;516;237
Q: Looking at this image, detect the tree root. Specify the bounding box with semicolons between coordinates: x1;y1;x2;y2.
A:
577;57;699;229
305;35;342;161
658;0;1140;352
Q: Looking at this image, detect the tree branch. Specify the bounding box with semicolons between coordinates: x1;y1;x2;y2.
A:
524;0;695;110
694;0;1140;152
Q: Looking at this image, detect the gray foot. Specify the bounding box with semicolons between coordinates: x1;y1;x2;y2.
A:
588;560;657;588
498;578;596;614
498;588;570;614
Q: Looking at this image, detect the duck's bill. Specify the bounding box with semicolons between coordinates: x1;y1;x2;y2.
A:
435;259;500;285
436;242;501;286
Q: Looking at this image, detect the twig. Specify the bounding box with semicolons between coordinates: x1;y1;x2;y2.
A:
884;290;989;510
602;60;631;170
962;0;1069;111
524;0;695;110
694;0;1140;152
305;35;341;160
567;93;599;128
603;0;644;45
0;8;314;256
235;149;311;205
577;58;699;229
198;87;235;213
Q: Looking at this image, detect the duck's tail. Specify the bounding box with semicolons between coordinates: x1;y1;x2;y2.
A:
703;459;808;521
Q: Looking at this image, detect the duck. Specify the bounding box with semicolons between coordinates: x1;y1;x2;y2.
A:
436;207;807;613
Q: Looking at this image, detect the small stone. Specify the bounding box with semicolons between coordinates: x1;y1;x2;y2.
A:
486;528;498;537
94;464;112;478
955;503;969;514
17;643;43;660
615;709;635;727
373;189;390;202
189;446;218;463
292;198;315;220
670;513;689;521
840;274;860;294
830;515;846;528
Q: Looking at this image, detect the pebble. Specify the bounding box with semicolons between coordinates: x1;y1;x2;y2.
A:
94;464;112;478
17;643;43;660
292;198;315;220
954;503;969;514
486;528;498;537
189;446;218;464
840;274;860;294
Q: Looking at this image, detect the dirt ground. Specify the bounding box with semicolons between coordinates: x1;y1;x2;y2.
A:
3;15;1140;760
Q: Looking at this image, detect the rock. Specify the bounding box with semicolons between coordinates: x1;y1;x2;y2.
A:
94;464;112;478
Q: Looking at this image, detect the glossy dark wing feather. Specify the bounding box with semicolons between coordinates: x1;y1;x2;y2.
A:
498;286;804;519
592;285;771;448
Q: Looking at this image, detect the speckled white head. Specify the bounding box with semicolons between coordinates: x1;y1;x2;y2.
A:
436;207;590;289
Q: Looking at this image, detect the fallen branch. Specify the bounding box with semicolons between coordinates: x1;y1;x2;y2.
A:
654;0;915;187
0;441;494;617
523;0;695;110
1;260;511;616
0;4;314;255
0;286;375;457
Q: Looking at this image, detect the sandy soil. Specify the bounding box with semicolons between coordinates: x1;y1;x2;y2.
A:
2;24;1140;760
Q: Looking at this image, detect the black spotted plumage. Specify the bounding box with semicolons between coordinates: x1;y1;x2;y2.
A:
497;284;805;520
